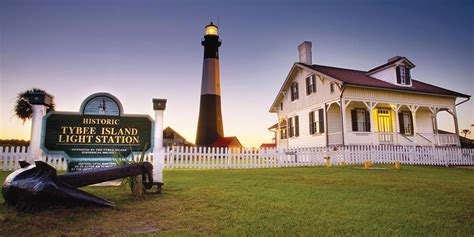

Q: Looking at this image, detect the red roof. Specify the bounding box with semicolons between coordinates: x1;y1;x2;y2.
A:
259;143;276;149
210;136;242;148
298;63;470;98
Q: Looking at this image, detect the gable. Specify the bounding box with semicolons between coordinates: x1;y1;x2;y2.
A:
269;63;343;113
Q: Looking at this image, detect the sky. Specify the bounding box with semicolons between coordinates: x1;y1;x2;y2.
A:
0;0;473;147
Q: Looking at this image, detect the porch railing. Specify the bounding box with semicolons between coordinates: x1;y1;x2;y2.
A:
436;134;459;146
377;132;394;144
328;132;343;145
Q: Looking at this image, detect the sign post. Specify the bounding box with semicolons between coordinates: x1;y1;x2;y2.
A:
27;91;53;163
152;99;167;185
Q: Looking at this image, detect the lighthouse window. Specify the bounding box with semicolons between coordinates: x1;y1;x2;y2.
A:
291;82;299;101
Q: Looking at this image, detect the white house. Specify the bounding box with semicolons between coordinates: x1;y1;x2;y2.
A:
269;41;470;148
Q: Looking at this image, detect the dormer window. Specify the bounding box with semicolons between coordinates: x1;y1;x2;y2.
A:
400;66;406;84
396;65;411;85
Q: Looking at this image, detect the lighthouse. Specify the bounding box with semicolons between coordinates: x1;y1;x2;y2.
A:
196;22;224;146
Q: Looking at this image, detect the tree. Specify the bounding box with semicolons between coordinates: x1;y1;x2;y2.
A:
14;88;55;124
461;129;471;138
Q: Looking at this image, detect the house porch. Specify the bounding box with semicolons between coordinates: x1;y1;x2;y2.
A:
327;99;460;147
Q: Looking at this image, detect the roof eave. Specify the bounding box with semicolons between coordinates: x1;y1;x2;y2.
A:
268;63;301;112
344;84;469;99
367;57;416;74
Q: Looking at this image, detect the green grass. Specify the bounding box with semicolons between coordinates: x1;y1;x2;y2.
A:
0;165;473;236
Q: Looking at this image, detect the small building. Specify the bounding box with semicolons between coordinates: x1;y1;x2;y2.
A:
269;41;470;148
163;127;194;147
259;143;276;149
210;136;243;149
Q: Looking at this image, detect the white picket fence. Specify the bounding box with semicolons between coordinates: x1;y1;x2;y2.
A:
163;145;474;169
1;145;474;171
0;146;67;171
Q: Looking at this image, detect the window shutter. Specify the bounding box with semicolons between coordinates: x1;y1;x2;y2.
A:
318;108;324;133
289;117;293;137
406;69;411;85
398;112;405;134
409;112;414;135
351;109;358;131
295;116;299;137
295;84;299;100
306;77;310;95
396;66;401;84
290;85;293;101
312;76;317;93
365;110;371;132
309;112;314;134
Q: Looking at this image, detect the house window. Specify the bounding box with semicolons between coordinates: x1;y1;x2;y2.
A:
306;75;316;95
400;66;406;84
330;82;335;93
399;112;413;135
288;116;299;137
291;82;299;101
280;128;288;139
397;66;411;85
309;108;325;134
280;102;283;111
351;109;371;132
279;119;288;139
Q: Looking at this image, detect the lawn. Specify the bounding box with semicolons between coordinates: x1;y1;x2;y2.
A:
0;165;473;236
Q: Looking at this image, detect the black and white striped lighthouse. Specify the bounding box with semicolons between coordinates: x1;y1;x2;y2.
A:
196;22;224;146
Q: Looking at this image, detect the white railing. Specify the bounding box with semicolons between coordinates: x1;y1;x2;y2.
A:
328;132;343;145
377;132;394;144
346;132;373;145
2;145;474;171
436;134;459;146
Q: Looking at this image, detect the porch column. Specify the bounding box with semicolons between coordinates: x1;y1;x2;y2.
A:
341;100;346;145
363;101;377;145
409;105;419;146
452;108;461;146
341;99;351;146
429;107;439;146
324;103;328;147
391;104;401;145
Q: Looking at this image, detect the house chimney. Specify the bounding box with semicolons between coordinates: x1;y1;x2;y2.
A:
298;41;312;65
